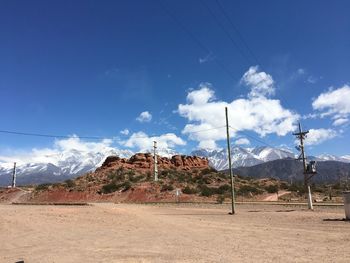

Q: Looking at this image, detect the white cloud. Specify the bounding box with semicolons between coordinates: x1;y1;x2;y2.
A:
136;111;152;123
304;129;337;146
0;136;117;166
241;66;275;98
120;129;130;135
186;84;215;105
121;132;186;152
307;76;317;84
178;80;299;148
312;85;350;126
199;53;215;64
333;118;349;126
302;113;318;120
297;68;306;75
235;138;250;145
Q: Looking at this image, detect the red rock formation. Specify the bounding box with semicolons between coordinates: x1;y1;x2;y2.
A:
98;153;209;174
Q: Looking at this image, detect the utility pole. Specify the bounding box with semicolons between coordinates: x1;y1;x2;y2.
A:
293;122;314;210
225;107;235;215
12;162;17;188
153;141;158;182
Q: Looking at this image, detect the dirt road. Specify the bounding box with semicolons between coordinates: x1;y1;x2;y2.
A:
0;203;349;262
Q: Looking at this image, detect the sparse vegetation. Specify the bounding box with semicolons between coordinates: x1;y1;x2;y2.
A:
199;185;217;197
64;179;75;188
265;184;279;193
237;185;264;196
182;186;197;194
101;180;132;194
217;195;225;204
35;183;51;191
161;184;174;192
101;182;119;194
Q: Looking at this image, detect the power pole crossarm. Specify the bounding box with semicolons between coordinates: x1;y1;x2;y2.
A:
293;123;309;173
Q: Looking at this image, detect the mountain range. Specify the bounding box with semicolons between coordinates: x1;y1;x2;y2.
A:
0;146;349;186
232;159;350;184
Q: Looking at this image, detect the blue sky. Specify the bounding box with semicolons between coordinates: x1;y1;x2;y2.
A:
1;0;350;159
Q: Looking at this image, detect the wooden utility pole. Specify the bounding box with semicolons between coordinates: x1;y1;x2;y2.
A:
225;107;235;215
293;122;314;210
153;141;158;182
12;162;17;188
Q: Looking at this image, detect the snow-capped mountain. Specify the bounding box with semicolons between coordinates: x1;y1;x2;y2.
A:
0;148;134;186
314;154;350;163
192;146;294;171
192;147;350;171
1;144;349;186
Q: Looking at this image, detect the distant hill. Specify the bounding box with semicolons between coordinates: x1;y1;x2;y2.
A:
230;159;350;184
4;153;289;203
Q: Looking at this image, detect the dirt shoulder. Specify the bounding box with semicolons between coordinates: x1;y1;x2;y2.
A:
0;203;349;262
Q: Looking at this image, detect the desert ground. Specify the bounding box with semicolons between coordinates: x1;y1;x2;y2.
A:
0;203;349;263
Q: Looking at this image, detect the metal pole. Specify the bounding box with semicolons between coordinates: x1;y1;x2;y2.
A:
153;141;158;182
225;107;235;215
12;162;16;188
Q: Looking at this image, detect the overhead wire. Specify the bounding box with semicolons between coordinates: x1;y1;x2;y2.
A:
200;0;254;66
204;0;298;117
228;125;277;149
0;125;226;141
155;0;237;81
0;130;105;140
213;0;262;66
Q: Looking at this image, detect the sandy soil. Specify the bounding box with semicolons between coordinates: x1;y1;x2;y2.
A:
262;190;291;201
0;203;349;263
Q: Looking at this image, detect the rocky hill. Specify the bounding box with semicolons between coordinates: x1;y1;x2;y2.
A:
4;153;297;203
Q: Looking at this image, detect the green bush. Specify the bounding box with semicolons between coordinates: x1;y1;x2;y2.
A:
279;182;289;190
200;185;216;197
35;183;51;191
182;186;197;194
161;184;174;192
122;181;131;192
237;185;264;196
107;171;124;181
129;174;144;183
200;167;215;176
288;183;306;194
217;184;231;194
265;185;279;193
218;173;228;179
101;182;119;194
64;179;75;188
146;171;152;180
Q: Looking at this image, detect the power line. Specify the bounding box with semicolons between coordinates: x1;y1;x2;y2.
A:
209;0;297;114
184;125;226;134
228;125;276;148
200;0;254;66
0;130;105;140
155;0;236;80
214;0;262;66
0;125;226;141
